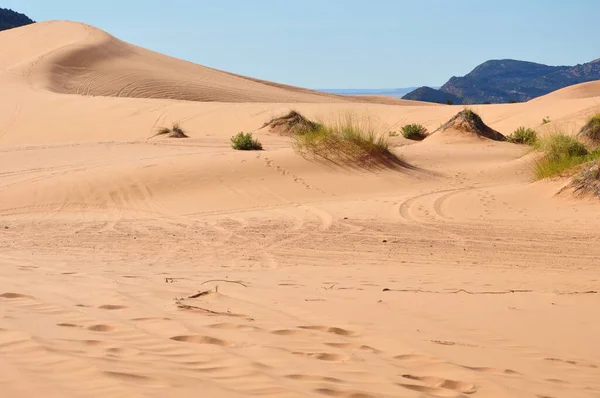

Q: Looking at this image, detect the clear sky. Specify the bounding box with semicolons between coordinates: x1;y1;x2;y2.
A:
3;0;599;89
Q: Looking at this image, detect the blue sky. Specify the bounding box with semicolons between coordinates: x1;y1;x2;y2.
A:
3;0;599;88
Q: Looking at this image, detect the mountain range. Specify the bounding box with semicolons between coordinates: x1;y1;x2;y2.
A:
0;7;34;32
402;58;600;104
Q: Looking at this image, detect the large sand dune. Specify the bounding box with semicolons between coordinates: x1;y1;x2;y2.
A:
1;21;600;398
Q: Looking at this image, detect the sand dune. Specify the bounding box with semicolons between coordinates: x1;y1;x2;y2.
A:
2;21;600;398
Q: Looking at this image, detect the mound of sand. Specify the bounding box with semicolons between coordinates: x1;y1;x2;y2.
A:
431;109;506;141
260;110;321;135
0;21;426;105
566;160;600;198
578;116;600;144
531;80;600;101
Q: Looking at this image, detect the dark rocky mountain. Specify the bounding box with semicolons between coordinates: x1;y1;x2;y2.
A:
0;8;34;32
403;59;600;104
401;86;461;105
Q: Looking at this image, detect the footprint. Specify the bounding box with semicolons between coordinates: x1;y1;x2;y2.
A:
170;335;233;347
462;365;520;375
87;324;115;332
131;317;171;321
271;329;314;337
324;342;380;353
57;323;81;328
286;374;346;383
545;357;597;368
402;375;477;394
397;384;465;397
298;326;359;337
292;351;350;362
98;305;127;310
430;340;479;348
104;371;164;387
314;388;375;398
208;323;260;331
0;292;33;299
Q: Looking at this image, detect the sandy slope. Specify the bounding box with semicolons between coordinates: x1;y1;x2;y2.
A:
2;21;600;398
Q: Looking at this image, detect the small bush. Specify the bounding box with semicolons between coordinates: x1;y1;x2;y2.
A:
231;132;263;150
507;127;537;145
388;131;399;137
542;117;551;125
446;99;454;105
533;133;600;179
401;124;428;140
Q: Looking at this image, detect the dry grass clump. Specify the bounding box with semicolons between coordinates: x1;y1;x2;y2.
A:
287;111;404;168
261;110;322;135
578;113;600;144
154;123;188;138
568;160;600;198
533;132;600;179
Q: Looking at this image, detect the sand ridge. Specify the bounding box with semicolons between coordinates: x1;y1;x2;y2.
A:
1;20;600;398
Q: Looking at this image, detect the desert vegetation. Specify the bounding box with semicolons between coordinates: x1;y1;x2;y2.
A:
263;110;403;168
578;113;600;144
153;123;188;138
230;132;263;150
401;124;428;140
533;132;600;179
568;160;600;198
507;127;537;145
433;109;506;141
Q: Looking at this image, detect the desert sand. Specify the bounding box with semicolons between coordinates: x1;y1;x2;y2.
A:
1;21;600;398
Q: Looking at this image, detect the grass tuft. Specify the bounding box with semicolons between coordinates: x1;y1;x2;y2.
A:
154;123;188;138
507;127;537;145
231;132;263;150
533;132;600;179
401;124;428;140
291;112;402;168
579;113;600;144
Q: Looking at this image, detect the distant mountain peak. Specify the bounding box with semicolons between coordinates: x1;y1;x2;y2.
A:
0;7;35;32
402;58;600;104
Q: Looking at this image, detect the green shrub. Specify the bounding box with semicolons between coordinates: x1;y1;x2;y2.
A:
388;131;399;137
542;117;551;125
533;133;600;179
231;132;263;150
401;124;428;140
507;127;537;145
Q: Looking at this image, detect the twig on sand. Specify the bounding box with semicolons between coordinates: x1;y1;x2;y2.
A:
200;279;248;288
382;288;598;295
188;290;213;299
382;288;532;294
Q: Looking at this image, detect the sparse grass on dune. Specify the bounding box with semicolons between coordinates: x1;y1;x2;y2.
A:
579;113;600;144
507;127;537;145
153;123;188;138
533;132;600;179
291;112;403;168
